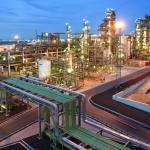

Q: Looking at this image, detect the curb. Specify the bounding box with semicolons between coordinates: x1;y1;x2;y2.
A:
90;99;150;129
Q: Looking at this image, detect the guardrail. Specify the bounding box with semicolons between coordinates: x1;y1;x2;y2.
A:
85;114;150;150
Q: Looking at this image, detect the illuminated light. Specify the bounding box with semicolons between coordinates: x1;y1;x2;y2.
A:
85;21;89;24
45;32;48;36
14;35;19;40
67;39;71;43
2;57;6;61
80;55;84;60
1;104;6;109
115;21;125;29
67;68;73;73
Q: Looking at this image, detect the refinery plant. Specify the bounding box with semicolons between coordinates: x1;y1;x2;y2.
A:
0;9;150;90
0;9;125;90
0;8;150;150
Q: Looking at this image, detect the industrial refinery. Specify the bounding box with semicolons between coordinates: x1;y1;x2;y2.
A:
0;16;117;90
0;3;150;150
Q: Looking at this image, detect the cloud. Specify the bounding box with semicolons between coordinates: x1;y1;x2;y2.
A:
21;0;83;15
0;15;65;25
0;8;18;16
21;0;62;13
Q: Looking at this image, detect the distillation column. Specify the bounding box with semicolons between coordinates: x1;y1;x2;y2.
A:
81;19;89;57
66;23;73;73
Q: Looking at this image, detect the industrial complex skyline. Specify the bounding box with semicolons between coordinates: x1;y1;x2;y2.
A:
0;0;150;39
0;1;150;149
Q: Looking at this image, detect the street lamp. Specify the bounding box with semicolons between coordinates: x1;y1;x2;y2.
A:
115;21;125;88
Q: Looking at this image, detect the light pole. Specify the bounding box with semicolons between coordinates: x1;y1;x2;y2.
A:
115;21;125;88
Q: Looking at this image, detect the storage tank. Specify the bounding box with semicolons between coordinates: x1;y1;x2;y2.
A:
38;58;51;79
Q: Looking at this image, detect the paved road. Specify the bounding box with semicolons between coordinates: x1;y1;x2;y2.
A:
86;71;150;145
0;107;38;142
90;70;150;125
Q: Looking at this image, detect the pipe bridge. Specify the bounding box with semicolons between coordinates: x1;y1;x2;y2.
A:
0;77;131;150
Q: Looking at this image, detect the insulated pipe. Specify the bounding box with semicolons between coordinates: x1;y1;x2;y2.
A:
21;77;87;121
21;77;150;149
38;104;42;139
0;82;59;137
85;119;150;149
62;137;87;150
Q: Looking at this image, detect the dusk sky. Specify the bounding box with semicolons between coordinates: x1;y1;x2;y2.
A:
0;0;150;40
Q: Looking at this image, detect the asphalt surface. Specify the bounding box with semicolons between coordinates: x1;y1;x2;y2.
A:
0;101;30;123
0;107;38;142
87;71;150;145
90;70;150;125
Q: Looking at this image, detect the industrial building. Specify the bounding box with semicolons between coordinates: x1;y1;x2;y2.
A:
0;16;118;90
98;9;116;59
135;15;150;59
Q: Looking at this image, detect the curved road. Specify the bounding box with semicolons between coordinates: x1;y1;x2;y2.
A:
86;71;150;145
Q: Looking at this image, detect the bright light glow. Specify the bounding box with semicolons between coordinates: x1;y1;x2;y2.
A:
45;32;48;36
115;21;125;29
67;68;73;73
80;55;84;60
14;35;19;40
1;104;6;109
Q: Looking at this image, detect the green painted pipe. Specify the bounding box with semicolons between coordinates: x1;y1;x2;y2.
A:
45;130;76;150
43;106;50;131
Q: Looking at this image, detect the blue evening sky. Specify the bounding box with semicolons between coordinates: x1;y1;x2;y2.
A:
0;0;150;40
